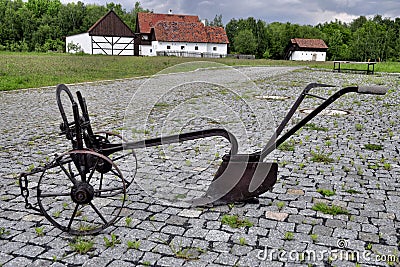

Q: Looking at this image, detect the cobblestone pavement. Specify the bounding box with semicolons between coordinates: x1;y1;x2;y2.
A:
0;65;399;267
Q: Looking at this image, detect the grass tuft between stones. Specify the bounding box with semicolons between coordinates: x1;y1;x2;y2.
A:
221;214;253;228
312;202;349;216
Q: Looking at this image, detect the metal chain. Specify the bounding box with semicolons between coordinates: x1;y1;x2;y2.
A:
19;172;42;214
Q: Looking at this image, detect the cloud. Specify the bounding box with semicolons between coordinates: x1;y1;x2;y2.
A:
69;0;399;25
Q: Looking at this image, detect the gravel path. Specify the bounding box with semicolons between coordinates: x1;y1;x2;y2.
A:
0;65;399;267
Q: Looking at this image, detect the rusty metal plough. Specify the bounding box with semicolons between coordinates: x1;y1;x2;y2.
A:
19;83;387;235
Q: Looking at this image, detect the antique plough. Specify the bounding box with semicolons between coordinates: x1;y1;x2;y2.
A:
19;83;387;235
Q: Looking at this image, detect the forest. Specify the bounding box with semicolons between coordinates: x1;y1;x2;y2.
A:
1;0;400;61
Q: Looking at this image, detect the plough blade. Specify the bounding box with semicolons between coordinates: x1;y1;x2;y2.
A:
191;154;278;206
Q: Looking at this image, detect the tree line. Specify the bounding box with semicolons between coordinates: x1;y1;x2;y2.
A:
225;15;400;61
1;0;400;61
0;0;148;52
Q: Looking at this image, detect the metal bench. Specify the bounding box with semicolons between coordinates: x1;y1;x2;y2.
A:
333;61;376;75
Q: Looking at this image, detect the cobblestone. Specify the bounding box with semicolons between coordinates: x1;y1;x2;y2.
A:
1;66;399;266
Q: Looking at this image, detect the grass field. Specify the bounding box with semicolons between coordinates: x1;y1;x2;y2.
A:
0;52;398;91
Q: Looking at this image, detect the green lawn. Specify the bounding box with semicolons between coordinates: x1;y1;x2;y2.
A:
0;52;398;91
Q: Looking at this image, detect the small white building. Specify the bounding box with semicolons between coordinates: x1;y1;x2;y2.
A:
66;10;137;55
286;38;328;61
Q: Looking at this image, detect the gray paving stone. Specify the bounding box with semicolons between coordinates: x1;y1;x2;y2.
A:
3;257;32;267
182;260;208;267
179;209;202;218
325;218;346;228
214;252;239;265
140;251;163;265
161;225;186;235
212;241;231;253
157;256;185;266
0;252;13;265
14;244;46;258
332;228;358;239
312;225;333;237
199;251;219;262
206;221;221;230
362;223;379;233
184;228;209;238
166;216;188;226
30;259;56;266
359;232;380;243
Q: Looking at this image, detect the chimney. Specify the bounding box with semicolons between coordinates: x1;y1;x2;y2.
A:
168;9;172;14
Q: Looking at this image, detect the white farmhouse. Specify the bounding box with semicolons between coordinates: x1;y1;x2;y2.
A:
135;12;229;57
286;38;328;61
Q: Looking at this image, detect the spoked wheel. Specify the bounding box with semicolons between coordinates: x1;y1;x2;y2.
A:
93;131;137;188
37;150;126;235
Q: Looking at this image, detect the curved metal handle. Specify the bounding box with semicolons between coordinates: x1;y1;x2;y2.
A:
56;84;75;111
358;86;388;95
56;84;76;124
105;128;239;156
56;84;78;141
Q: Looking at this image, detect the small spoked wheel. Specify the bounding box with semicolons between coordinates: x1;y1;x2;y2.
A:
37;150;126;235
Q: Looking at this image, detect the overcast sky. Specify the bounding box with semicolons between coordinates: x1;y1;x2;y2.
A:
63;0;400;25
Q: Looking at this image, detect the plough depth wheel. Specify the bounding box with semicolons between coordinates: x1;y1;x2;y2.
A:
37;150;126;235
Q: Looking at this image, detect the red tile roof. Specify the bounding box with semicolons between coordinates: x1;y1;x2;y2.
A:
154;21;209;43
140;12;229;44
137;12;199;33
205;26;229;44
153;21;229;44
291;38;328;49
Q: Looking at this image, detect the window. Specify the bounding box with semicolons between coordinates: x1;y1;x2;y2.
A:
181;46;185;50
150;49;152;53
141;35;149;40
195;46;198;51
167;45;171;50
213;47;217;51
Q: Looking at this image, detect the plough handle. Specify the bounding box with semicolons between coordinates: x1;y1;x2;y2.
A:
258;85;388;160
260;83;335;158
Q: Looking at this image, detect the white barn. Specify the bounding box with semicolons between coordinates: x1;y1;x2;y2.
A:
66;11;137;55
286;38;328;61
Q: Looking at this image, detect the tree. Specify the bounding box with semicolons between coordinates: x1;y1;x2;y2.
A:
81;4;107;32
234;29;257;55
206;14;223;27
225;18;239;52
319;21;351;60
350;16;367;31
26;0;61;18
266;22;290;59
255;19;268;58
56;2;87;36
